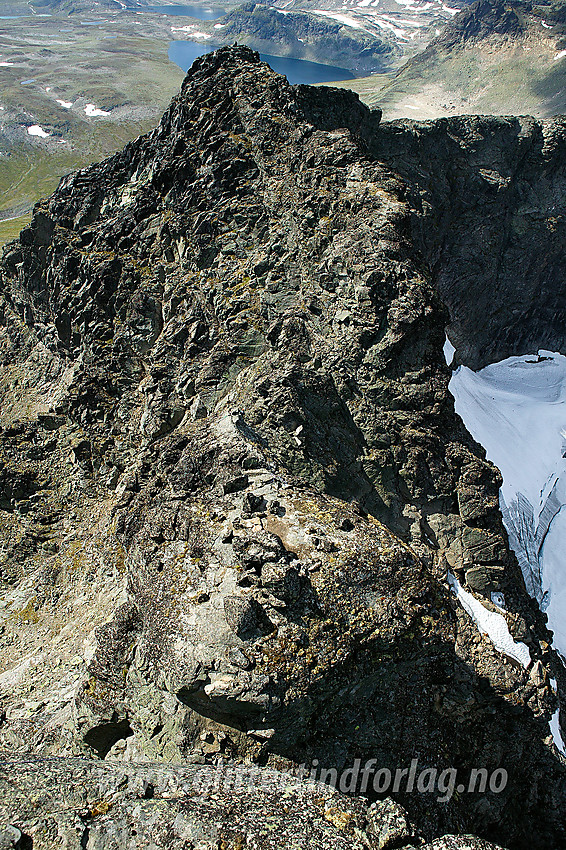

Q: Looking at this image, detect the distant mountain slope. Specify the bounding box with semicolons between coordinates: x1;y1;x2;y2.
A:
285;0;474;61
185;2;399;74
29;0;152;11
330;0;566;119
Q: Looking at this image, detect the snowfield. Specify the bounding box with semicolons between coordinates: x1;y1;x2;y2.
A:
84;103;110;117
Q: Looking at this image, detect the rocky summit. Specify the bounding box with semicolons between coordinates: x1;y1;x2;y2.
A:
1;45;566;850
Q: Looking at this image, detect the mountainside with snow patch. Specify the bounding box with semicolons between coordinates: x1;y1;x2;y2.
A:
329;0;566;119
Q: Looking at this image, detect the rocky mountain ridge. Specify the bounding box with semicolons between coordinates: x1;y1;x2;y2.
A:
0;46;566;849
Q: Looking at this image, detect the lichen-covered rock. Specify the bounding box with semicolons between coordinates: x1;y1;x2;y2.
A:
0;46;565;849
422;839;504;850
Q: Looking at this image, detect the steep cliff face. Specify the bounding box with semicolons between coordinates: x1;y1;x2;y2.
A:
0;47;565;849
373;114;566;369
408;0;526;57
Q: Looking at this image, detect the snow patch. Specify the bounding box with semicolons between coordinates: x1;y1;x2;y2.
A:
550;679;565;754
375;18;408;37
312;10;363;28
27;124;50;138
554;49;566;61
379;13;426;26
491;591;505;609
0;61;14;67
447;573;531;668
171;26;212;37
549;707;564;753
56;99;73;109
443;335;456;365
84;103;110;117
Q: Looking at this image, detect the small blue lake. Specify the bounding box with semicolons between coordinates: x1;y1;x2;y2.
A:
143;5;225;19
169;41;354;84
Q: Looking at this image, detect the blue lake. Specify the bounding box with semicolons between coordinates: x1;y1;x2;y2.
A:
169;41;354;84
143;5;225;19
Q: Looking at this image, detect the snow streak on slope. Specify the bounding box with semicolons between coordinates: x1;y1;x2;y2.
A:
448;351;566;658
447;572;531;667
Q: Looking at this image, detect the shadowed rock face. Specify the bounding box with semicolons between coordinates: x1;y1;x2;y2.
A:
372;113;566;369
0;46;566;849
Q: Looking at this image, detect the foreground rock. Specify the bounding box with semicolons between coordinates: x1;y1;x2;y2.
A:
0;756;506;850
0;46;565;848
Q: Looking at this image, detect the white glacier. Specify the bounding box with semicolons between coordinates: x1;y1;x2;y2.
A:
447;350;566;755
448;350;566;658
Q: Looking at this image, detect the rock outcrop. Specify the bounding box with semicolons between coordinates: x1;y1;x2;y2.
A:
0;46;565;849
